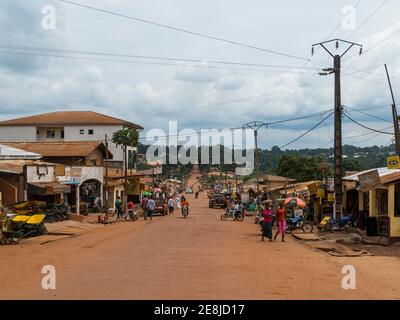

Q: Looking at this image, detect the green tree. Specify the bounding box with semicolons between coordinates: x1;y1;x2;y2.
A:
274;154;323;182
112;128;139;212
342;158;365;172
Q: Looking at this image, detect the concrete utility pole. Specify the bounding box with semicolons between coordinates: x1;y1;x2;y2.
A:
244;121;265;195
312;39;362;218
105;134;109;211
232;143;239;200
384;64;400;155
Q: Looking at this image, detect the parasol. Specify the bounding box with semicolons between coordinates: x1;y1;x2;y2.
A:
283;197;307;208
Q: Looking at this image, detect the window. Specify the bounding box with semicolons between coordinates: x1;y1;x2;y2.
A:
88;129;94;135
61;130;64;139
80;129;85;134
376;188;388;216
46;130;55;139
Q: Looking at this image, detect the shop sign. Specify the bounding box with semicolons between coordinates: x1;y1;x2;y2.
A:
327;178;334;192
317;188;325;198
57;176;81;185
359;169;380;191
327;193;334;202
387;155;400;169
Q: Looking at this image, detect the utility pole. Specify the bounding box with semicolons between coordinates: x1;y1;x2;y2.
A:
244;121;265;195
384;64;400;155
232;143;239;200
105;134;109;212
312;39;362;218
124;145;128;215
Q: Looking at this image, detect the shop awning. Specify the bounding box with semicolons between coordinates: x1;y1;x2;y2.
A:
28;182;71;195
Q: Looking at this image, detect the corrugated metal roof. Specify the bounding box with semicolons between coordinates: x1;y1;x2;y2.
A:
343;167;400;182
0;144;41;160
1;141;112;158
0;111;143;130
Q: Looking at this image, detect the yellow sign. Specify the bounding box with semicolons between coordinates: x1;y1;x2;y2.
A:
317;188;325;198
387;155;400;169
327;193;334;202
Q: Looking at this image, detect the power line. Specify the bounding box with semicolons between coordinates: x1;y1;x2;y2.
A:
326;0;365;40
279;111;334;149
0;50;316;75
346;0;391;40
57;0;309;61
345;106;393;123
139;109;334;141
343;112;394;134
0;44;318;70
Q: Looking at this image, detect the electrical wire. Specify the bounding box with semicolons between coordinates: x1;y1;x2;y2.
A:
0;44;318;70
345;0;391;40
57;0;309;62
343;112;394;134
138;109;334;142
0;50;316;75
345;106;393;123
279;111;334;149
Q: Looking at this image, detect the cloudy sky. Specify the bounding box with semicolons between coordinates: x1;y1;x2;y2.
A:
1;0;400;149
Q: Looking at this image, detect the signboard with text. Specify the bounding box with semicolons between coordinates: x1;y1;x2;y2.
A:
387;155;400;170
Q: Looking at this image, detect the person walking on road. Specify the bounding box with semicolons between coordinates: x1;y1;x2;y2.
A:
261;205;273;242
115;197;123;221
142;195;149;220
167;197;175;214
147;196;156;221
274;203;287;242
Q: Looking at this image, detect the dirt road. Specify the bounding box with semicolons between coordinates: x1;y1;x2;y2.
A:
1;179;400;299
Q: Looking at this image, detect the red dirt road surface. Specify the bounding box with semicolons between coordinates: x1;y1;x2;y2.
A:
1;176;400;299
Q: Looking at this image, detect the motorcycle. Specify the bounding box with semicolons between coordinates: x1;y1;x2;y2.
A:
182;205;189;218
285;215;313;234
221;208;244;221
124;209;139;221
327;216;356;233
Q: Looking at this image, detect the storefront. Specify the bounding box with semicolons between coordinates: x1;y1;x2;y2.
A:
27;182;71;204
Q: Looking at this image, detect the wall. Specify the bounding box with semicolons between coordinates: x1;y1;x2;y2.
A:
85;148;103;166
0;126;36;142
37;127;64;141
0;177;17;205
26;165;56;183
388;184;400;238
64;125;132;162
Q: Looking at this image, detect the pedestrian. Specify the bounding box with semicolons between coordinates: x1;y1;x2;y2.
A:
142;195;149;220
167;197;175;214
115;196;123;221
147;196;156;221
176;194;181;208
261;205;273;242
274;202;287;242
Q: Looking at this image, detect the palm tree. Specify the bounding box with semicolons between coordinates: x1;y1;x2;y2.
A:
112;128;139;213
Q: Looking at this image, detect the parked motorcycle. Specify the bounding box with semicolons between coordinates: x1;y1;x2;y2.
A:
326;216;356;233
285;215;313;234
221;208;244;221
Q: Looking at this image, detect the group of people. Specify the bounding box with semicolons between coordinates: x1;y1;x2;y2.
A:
260;202;287;242
114;197;136;221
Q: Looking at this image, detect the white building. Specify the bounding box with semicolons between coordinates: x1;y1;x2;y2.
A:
0;111;143;167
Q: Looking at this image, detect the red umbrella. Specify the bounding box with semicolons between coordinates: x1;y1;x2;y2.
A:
283;197;307;208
